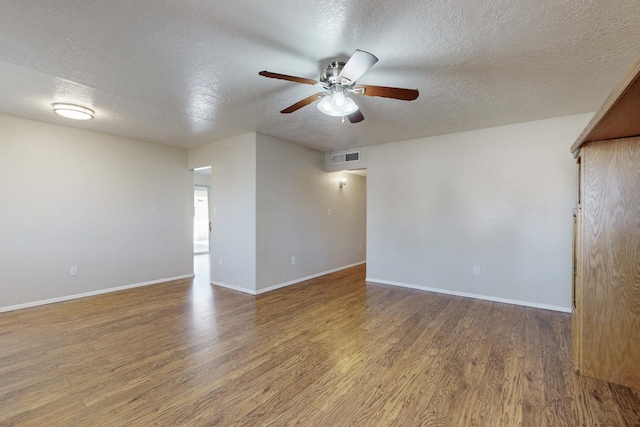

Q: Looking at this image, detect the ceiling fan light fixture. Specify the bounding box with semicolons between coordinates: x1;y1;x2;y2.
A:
317;93;358;117
260;49;418;123
52;103;94;120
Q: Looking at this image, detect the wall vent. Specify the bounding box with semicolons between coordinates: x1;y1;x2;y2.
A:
331;151;360;165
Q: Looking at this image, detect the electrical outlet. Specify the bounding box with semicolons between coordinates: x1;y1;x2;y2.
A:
359;244;362;251
219;258;223;266
474;266;481;276
327;208;331;216
70;266;78;277
291;256;296;265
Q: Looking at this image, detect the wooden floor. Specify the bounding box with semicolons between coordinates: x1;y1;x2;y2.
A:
1;265;639;426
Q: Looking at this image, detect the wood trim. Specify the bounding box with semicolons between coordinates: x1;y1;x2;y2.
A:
571;207;582;372
571;54;640;155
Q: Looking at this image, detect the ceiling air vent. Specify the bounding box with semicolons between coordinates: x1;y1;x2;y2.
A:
331;151;360;165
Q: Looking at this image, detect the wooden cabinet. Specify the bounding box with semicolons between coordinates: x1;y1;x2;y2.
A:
571;55;640;390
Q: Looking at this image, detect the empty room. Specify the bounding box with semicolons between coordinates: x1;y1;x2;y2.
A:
1;1;639;425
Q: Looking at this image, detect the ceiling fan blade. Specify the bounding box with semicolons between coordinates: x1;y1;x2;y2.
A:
354;85;419;101
259;71;318;86
281;93;325;114
348;110;364;123
337;50;378;85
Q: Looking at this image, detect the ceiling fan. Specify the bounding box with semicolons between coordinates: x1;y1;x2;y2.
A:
259;50;419;123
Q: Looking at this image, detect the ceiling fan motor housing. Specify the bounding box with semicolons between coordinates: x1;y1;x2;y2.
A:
320;62;346;86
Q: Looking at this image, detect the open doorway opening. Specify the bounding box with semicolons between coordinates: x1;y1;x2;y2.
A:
194;186;209;254
194;167;212;283
344;168;367;269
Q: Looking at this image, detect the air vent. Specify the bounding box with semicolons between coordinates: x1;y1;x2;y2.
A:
331;151;360;165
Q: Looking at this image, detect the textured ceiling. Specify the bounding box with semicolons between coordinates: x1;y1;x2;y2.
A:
1;1;640;152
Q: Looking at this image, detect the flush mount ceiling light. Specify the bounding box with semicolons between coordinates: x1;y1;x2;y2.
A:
52;103;94;120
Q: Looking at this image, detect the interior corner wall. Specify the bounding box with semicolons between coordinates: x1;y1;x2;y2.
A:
0;114;193;310
362;113;593;311
187;133;257;292
255;134;366;291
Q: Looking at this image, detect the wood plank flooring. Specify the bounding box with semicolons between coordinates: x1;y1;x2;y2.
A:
1;264;639;426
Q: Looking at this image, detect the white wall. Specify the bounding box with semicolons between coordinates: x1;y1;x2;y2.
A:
188;133;257;292
0;114;193;311
341;113;592;311
255;134;366;291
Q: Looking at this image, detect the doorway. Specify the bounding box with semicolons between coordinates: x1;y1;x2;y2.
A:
193;186;209;255
194;167;212;284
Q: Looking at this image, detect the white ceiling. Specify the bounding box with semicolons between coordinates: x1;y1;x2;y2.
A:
1;1;639;153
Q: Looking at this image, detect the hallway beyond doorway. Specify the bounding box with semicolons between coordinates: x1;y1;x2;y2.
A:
193;253;210;286
194;186;209;254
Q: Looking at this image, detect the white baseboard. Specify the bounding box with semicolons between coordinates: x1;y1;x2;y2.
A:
257;262;366;295
0;274;195;313
365;277;571;313
211;261;366;296
210;281;257;295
